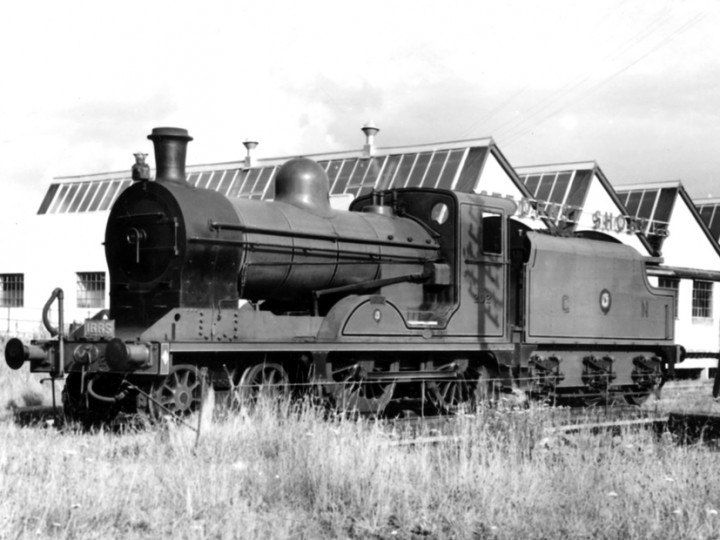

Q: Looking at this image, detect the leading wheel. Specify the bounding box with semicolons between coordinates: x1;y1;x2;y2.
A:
149;365;203;418
62;372;120;428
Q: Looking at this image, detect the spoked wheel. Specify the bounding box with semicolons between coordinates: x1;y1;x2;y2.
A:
149;365;203;419
331;365;394;415
425;363;473;414
235;362;290;406
426;362;503;413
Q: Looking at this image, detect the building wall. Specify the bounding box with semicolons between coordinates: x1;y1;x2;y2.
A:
661;198;720;271
578;176;649;255
473;152;525;200
648;275;720;356
0;212;109;338
659;199;720;368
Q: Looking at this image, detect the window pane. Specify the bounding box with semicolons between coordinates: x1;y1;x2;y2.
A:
692;280;713;318
392;154;417;188
710;207;720;241
38;184;60;215
405;152;432;188
325;161;343;191
186;172;199;187
437;149;464;189
638;190;658;219
454;147;487;192
625;191;643;215
699;205;715;226
549;172;572;204
376;155;401;191
98;181;121;211
77;272;105;309
66;183;90;213
331;160;356;195
240;169;260;197
346;160;371;195
78;183;100;213
263;169;277;200
205;172;223;191
564;170;592;209
217;170;236;196
483;212;503;255
0;274;24;307
360;157;383;191
86;182;106;212
523;175;541;196
534;176;553;205
424;151;448;188
227;170;248;198
250;168;273;198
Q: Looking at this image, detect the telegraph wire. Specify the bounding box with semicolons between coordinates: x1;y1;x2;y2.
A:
491;8;679;144
497;12;705;148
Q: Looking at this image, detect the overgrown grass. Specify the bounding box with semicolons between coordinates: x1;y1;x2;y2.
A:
3;349;720;539
2;400;720;539
0;345;58;417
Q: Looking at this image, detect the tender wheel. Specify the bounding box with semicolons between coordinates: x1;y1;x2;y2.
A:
149;365;203;418
236;362;290;406
426;362;473;414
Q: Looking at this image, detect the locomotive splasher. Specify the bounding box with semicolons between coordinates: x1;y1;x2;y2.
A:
5;127;682;424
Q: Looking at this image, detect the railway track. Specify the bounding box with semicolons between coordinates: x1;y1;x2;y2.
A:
385;405;669;442
10;381;720;446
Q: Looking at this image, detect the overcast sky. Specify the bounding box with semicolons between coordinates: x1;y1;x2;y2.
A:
2;0;719;219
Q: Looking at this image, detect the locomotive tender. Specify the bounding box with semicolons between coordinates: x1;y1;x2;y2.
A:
5;127;681;420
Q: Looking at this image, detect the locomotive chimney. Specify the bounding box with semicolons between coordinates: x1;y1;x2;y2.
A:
147;127;193;184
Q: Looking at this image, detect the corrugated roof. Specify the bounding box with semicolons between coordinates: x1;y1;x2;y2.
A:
515;167;593;231
38;140;498;215
695;198;720;241
615;186;676;253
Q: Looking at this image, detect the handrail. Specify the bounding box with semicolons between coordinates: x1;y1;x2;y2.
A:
42;288;65;376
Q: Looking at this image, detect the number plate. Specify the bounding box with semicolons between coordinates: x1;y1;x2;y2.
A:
83;319;115;339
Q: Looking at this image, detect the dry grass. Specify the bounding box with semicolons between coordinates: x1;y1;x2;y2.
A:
3;353;720;539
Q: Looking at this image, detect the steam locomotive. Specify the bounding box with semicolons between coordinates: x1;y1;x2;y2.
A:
5;127;681;421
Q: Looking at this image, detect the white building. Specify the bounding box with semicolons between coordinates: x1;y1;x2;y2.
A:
615;181;720;378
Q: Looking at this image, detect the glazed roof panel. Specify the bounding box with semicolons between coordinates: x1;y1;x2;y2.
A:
38;141;495;214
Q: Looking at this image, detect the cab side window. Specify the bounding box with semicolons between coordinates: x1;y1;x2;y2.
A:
482;212;503;255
